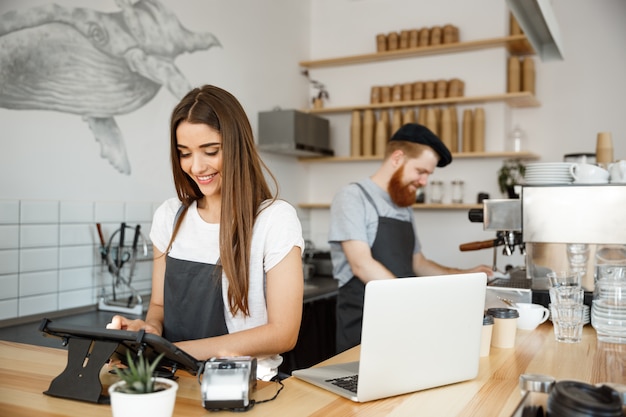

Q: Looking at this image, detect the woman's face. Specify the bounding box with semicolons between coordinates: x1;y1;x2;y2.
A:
176;121;223;198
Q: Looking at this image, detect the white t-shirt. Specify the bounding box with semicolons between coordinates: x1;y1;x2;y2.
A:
150;197;304;379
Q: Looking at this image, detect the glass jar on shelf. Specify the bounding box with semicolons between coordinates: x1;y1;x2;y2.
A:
451;180;464;204
507;125;526;153
429;180;444;204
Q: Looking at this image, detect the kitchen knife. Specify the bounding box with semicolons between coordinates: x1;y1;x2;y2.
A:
116;222;126;270
126;224;141;307
128;225;141;281
96;223;107;260
96;223;106;247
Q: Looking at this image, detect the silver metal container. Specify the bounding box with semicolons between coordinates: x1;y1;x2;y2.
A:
257;109;332;156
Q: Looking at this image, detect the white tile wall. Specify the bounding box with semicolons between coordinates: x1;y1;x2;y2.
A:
60;201;94;223
95;202;125;223
0;199;158;323
60;224;95;246
0;250;19;275
59;288;94;310
0;201;19;224
0;275;18;300
60;245;95;269
20;224;59;248
59;267;96;292
19;247;58;272
0;226;19;249
0;299;17;320
19;270;58;297
125;202;154;223
21;201;59;223
19;294;57;317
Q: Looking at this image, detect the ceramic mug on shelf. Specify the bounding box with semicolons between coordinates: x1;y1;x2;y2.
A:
608;160;626;183
569;163;610;183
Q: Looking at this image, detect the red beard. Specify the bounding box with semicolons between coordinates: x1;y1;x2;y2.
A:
388;165;417;207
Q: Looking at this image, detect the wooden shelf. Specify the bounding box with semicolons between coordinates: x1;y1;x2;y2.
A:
301;92;539;115
298;151;540;163
299;35;534;69
416;203;482;210
299;203;482;210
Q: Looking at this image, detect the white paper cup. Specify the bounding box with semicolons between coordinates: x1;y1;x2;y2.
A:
486;308;519;348
480;315;494;357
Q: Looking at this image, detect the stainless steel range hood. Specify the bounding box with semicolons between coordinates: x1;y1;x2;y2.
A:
506;0;564;61
257;109;333;157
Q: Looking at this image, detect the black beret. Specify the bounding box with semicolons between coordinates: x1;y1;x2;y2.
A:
389;123;452;167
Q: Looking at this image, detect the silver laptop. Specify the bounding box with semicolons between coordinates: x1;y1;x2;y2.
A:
292;273;487;402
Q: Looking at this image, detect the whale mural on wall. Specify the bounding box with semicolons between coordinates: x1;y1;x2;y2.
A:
0;0;220;174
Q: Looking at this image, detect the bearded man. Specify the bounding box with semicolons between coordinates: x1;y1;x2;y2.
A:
328;123;493;353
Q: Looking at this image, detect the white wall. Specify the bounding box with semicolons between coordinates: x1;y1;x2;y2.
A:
303;0;626;272
0;0;309;203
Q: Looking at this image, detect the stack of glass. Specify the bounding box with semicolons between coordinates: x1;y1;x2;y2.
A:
591;245;626;344
547;271;585;343
566;243;589;280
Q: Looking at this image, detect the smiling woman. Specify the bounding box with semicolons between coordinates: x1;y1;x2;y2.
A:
105;85;305;381
176;122;223;218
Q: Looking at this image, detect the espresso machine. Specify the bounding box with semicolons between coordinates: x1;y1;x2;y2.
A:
465;184;626;308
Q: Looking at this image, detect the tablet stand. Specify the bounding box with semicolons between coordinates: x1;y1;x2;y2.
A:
39;318;198;403
43;336;119;404
42;327;150;404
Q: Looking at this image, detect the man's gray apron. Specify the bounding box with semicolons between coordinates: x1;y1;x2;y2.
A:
162;206;228;342
335;184;415;353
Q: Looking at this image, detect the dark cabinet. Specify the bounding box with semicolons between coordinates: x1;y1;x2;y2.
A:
280;295;337;375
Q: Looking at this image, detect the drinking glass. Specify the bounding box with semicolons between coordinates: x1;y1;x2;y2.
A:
547;271;581;288
549;286;584;305
550;303;585;343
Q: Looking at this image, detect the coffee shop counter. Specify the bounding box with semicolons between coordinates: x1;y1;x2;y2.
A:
1;323;624;417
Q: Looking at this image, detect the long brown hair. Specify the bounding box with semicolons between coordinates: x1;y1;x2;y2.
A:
168;85;277;316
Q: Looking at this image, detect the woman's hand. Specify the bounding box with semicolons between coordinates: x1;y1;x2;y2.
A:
106;315;160;334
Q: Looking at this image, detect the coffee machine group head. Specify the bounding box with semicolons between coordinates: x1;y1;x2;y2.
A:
464;199;525;269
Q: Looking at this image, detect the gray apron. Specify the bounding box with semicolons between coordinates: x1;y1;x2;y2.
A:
336;184;415;352
162;206;228;342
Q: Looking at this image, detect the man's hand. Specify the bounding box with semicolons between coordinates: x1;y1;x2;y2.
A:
466;264;495;277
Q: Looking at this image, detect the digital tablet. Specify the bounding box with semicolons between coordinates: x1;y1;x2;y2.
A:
39;318;203;376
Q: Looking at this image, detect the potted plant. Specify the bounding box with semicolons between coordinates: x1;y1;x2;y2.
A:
108;352;178;417
498;159;526;198
301;69;329;109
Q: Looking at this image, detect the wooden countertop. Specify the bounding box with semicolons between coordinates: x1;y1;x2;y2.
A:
1;323;624;417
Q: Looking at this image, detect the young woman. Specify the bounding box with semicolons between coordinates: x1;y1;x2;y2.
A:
107;85;304;380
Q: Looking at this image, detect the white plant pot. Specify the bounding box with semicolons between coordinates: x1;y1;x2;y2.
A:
109;377;178;417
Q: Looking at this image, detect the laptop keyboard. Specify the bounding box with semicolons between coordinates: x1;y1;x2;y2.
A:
327;375;358;393
488;277;532;289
